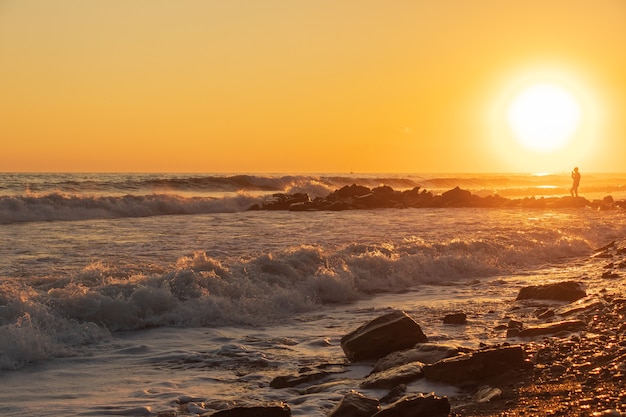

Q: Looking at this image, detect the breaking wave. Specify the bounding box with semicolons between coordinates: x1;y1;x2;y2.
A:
0;229;599;369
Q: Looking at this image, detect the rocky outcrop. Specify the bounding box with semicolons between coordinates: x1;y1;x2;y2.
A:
340;310;428;362
249;184;624;211
516;281;586;302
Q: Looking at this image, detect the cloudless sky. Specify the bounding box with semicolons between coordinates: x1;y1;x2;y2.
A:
1;0;625;173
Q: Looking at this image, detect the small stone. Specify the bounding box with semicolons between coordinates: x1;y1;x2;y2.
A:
443;312;467;325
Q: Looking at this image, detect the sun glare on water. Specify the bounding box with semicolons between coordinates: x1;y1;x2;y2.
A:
507;83;582;153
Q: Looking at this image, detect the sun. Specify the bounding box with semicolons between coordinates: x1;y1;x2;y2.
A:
506;83;582;153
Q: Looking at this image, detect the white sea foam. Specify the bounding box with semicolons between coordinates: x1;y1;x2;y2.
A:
2;205;621;371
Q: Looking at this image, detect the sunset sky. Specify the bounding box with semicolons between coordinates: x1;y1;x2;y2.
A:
1;1;625;173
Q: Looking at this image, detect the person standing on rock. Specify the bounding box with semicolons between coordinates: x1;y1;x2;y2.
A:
570;167;581;197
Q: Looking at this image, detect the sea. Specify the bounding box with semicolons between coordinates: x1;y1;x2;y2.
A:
1;172;626;416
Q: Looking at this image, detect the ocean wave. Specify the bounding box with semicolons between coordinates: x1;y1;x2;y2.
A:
0;232;595;369
0;193;262;224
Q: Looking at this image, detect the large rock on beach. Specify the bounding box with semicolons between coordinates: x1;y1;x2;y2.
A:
372;343;460;373
328;390;380;417
422;345;526;386
516;281;586;302
371;393;450;417
341;310;428;362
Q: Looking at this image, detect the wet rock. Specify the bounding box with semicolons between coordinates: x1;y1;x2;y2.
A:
257;193;311;210
372;393;450;417
515;319;586;338
249;185;604;211
516;281;586;302
360;362;424;389
372;343;459;372
269;371;329;388
439;186;474;207
473;386;502;403
422;345;527;386
555;296;605;317
380;385;407;404
443;312;467;325
328;390;380;417
210;402;291;416
341;310;428;362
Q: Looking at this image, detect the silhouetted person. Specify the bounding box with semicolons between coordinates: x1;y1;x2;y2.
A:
570;167;581;197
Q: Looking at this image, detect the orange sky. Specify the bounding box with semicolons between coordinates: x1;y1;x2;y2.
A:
1;0;625;173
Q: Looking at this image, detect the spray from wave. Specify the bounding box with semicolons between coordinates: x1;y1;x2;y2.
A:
0;231;594;369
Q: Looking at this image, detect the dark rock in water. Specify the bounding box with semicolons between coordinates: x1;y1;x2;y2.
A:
443;312;467;325
372;393;450;417
257;193;311;211
210;403;291;416
439;186;473;207
328;390;380;417
360;362;424;389
516;281;586;302
515;320;586;338
422;345;526;386
270;371;329;389
380;384;407;404
341;310;428;362
327;184;372;201
372;343;459;372
249;184;606;211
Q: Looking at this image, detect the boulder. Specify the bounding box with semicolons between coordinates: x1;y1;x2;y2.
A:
341;311;428;362
210;403;291;417
360;362;424;389
328;390;380;417
516;281;586;302
422;345;526;386
371;393;450;417
372;344;459;373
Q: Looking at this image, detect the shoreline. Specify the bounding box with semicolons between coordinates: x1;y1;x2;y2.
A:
422;239;626;416
255;239;626;417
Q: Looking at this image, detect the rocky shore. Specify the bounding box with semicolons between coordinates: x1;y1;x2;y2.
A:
248;184;625;211
177;239;626;416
